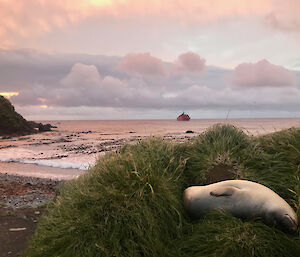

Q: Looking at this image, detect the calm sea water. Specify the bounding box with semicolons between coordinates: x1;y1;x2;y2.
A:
0;118;299;179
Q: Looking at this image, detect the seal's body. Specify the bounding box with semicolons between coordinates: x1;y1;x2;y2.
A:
183;180;298;231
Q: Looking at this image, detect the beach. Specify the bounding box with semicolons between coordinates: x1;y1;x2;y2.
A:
1;118;300;210
0;172;60;257
1;119;300;256
1;118;300;179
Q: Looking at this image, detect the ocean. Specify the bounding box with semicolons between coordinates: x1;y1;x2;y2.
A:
0;118;299;179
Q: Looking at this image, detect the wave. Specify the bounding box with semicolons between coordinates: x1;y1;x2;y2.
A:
0;157;90;170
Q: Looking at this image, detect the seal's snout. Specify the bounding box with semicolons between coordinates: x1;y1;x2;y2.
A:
281;214;298;232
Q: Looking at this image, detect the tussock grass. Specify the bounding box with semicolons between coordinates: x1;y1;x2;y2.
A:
176;211;300;257
258;127;300;166
23;138;188;257
249;128;300;203
185;124;262;185
24;125;300;257
186;124;299;203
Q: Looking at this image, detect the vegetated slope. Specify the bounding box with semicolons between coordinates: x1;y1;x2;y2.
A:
23;139;188;257
178;124;300;257
24;125;300;257
0;95;34;136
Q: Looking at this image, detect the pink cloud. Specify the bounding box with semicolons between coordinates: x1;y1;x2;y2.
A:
1;0;300;49
265;0;300;32
119;53;167;76
172;52;206;73
232;59;296;87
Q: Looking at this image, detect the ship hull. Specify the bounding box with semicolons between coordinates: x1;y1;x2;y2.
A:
177;115;190;121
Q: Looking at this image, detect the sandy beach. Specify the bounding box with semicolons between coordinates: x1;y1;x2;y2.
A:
1;118;299;179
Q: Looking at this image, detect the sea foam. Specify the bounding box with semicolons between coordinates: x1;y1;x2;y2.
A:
0;157;90;170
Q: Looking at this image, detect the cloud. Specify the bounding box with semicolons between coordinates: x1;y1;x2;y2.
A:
0;49;121;91
2;0;300;49
61;63;101;87
11;60;300;113
172;52;205;73
265;0;300;32
232;59;296;88
1;49;299;119
170;84;300;110
119;53;167;76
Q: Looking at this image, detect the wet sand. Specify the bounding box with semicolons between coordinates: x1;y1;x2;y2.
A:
0;161;84;180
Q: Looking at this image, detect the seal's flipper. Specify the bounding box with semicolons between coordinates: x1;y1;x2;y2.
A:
210;186;239;197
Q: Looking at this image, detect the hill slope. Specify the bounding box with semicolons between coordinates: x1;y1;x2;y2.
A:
0;96;34;136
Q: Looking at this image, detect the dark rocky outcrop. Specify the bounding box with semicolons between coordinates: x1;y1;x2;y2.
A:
185;130;194;134
0;96;35;136
28;121;56;131
38;123;52;132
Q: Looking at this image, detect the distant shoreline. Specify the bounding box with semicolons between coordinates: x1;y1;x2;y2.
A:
1;119;300;180
32;117;300;122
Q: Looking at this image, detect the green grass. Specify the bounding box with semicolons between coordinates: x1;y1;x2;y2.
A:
23;138;188;257
176;211;300;257
23;125;300;257
184;124;259;185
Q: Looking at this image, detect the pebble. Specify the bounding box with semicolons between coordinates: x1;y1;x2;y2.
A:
9;228;27;232
0;173;60;209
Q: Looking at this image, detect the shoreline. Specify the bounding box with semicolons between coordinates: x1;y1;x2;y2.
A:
0;161;84;180
1;118;299;182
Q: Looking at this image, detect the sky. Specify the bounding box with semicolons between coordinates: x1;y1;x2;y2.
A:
0;0;300;120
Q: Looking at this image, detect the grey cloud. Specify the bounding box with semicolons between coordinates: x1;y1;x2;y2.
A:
0;49;121;91
1;49;299;117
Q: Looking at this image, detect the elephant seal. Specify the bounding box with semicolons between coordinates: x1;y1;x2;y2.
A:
183;180;298;231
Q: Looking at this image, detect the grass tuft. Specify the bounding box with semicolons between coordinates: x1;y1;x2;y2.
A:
176;211;300;257
23;138;188;257
185;124;259;185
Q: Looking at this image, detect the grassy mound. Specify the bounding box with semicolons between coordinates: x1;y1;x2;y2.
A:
257;127;300;220
23;138;188;257
185;124;262;185
177;211;300;257
23;125;300;257
179;125;300;256
185;124;298;202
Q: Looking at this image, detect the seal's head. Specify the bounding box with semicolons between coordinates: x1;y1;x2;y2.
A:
268;209;298;232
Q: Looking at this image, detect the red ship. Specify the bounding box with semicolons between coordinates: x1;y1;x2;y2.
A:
177;112;190;121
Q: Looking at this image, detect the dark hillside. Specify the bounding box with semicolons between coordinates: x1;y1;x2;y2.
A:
0;95;34;136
